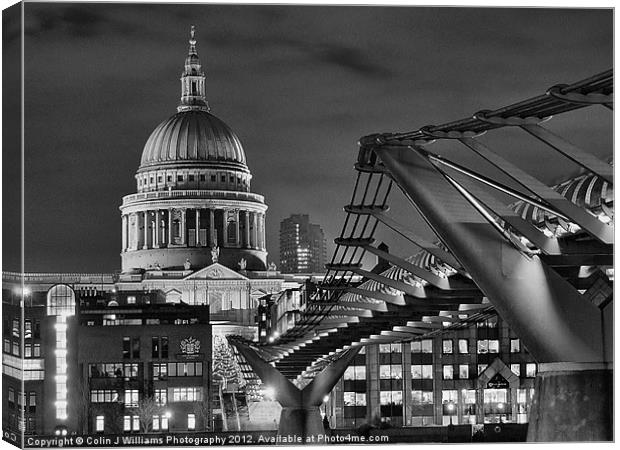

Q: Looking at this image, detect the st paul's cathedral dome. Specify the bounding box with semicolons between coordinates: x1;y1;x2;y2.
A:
119;27;268;272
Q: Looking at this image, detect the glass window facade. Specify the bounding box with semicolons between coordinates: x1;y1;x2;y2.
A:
526;363;537;377
411;365;433;379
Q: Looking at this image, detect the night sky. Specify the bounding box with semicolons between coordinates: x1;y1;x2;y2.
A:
3;3;613;272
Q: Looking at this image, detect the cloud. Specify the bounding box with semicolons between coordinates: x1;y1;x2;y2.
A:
27;5;109;36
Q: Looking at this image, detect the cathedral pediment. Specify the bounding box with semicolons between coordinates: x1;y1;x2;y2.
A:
184;263;249;280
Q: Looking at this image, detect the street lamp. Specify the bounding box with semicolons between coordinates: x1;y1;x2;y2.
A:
322;395;330;416
497;402;504;423
446;401;455;426
14;286;31;306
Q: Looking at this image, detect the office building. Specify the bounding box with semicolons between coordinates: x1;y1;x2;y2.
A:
279;215;326;274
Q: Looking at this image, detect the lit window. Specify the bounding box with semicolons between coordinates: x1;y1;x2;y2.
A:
477;340;488;354
526;363;537;378
458;339;468;354
380;391;403;406
442;340;453;354
123;337;131;359
127;296;136;304
488;340;499;353
421;339;433;353
96;416;104;432
345;392;362;406
187;413;195;430
343;392;367;406
47;284;76;316
443;365;454;380
155;389;167;405
124;390;139;407
8;388;14;406
56;401;67;420
152;415;160;431
510;339;520;353
511;364;521;376
379;364;402;379
462;389;476;404
411;365;433;379
442;390;458;403
123;416;131;431
411;390;433;404
477;364;488;375
171;387;202;402
343;366;366;381
459;364;469;379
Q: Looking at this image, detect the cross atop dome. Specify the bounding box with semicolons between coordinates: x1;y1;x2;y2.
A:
179;25;210;112
188;25;197;54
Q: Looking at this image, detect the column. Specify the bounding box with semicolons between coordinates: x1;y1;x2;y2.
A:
235;210;240;247
121;215;127;251
244;211;250;248
367;345;381;422
475;388;484;424
168;209;173;246
510;387;518;423
402;342;413;426
259;213;265;250
143;211;149;249
252;212;258;249
128;214;135;250
209;209;215;246
196;209;201;246
181;209;186;246
155;210;160;247
222;209;228;246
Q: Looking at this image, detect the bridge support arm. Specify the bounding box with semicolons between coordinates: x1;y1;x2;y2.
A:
230;341;361;442
375;144;611;441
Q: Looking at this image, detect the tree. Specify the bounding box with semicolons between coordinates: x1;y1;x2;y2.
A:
128;397;164;433
212;335;245;390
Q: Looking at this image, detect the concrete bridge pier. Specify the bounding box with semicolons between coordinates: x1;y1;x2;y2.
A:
231;341;361;442
527;363;613;441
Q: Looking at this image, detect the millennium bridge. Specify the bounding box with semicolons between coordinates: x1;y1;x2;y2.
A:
230;69;613;442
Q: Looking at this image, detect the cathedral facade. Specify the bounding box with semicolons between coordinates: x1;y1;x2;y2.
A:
2;28;288;437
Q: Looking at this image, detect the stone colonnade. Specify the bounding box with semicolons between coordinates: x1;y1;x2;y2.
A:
121;207;265;252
